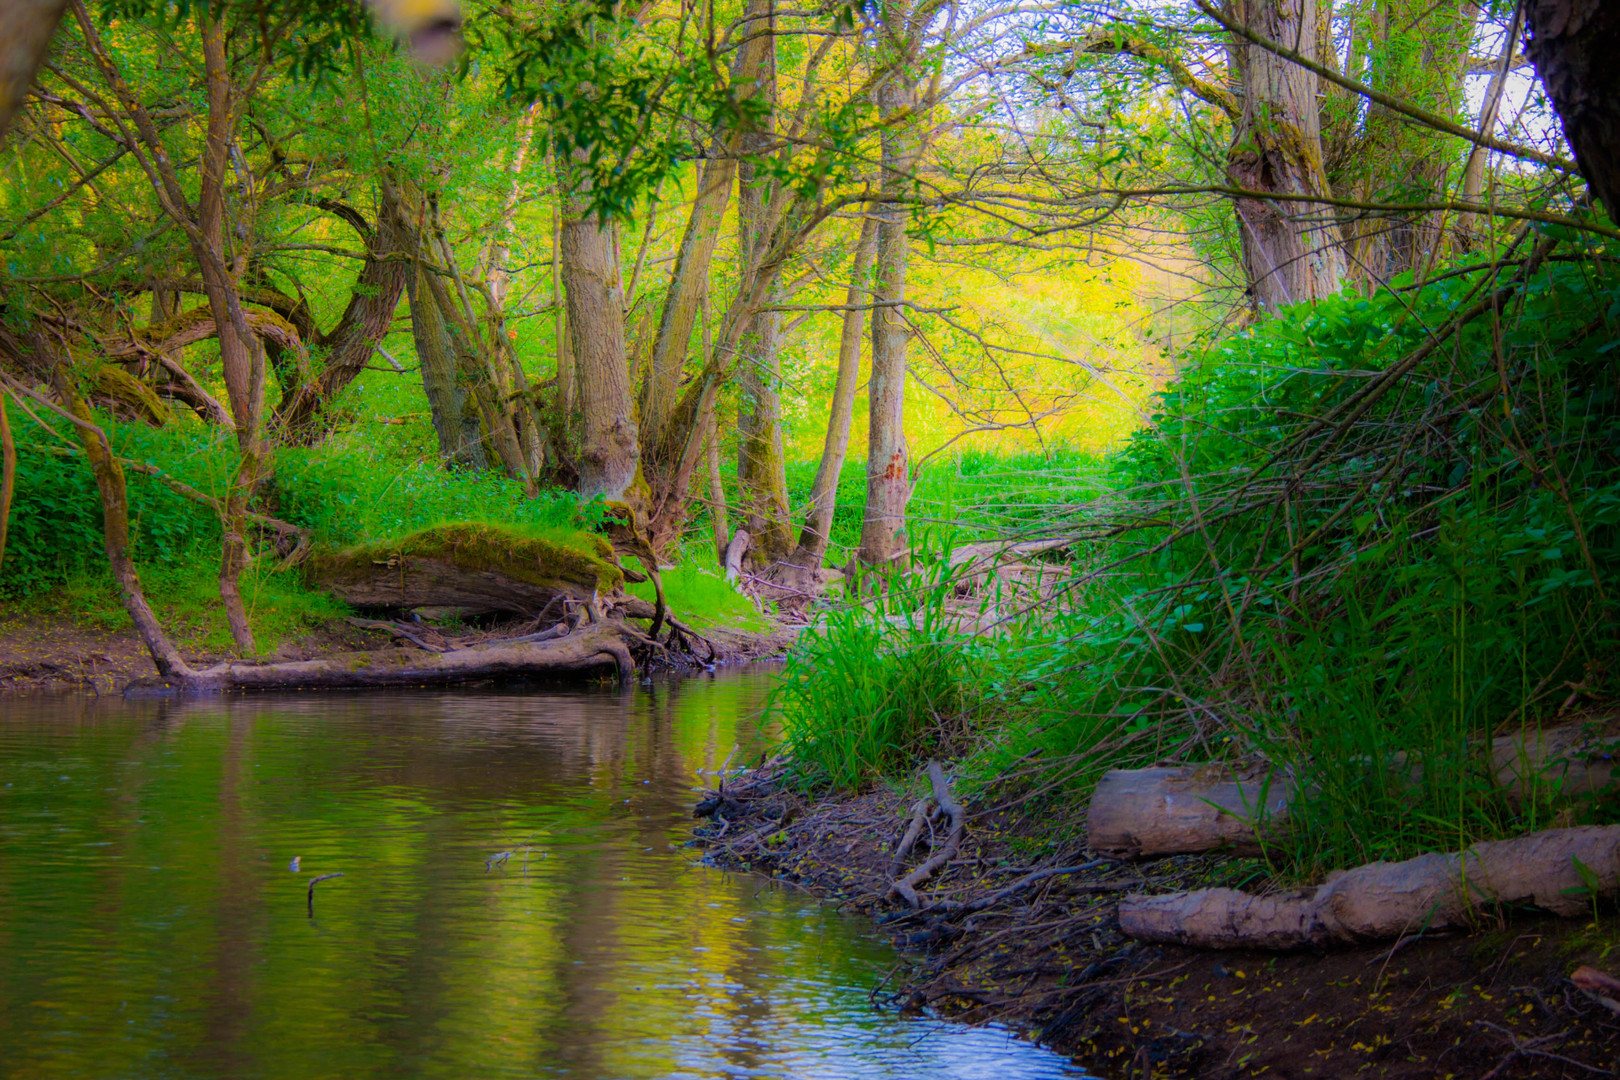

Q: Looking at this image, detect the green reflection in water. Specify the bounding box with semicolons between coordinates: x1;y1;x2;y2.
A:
0;670;1089;1080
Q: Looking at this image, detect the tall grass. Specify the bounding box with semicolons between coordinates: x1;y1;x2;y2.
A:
772;249;1620;879
768;559;988;790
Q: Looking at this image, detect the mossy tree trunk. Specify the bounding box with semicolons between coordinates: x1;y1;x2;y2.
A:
195;9;263;655
733;5;794;568
1342;0;1476;283
1224;0;1347;311
410;257;487;470
561;186;642;504
37;342;192;677
274;189;413;437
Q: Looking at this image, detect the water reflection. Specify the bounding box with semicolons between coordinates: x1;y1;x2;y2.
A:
0;672;1090;1079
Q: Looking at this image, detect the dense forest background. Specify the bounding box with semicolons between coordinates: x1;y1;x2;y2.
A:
2;0;1617;872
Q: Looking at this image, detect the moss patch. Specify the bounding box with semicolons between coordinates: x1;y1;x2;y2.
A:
310;521;623;594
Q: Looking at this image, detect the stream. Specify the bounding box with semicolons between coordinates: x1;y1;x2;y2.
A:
0;668;1092;1079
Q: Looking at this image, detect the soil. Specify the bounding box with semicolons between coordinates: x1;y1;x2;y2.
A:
0;611;394;695
693;766;1620;1079
0;610;796;695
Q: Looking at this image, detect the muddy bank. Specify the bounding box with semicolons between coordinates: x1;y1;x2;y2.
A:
0;610;794;695
694;765;1620;1079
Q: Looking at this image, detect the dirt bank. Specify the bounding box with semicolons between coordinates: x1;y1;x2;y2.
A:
0;610;794;695
694;765;1620;1079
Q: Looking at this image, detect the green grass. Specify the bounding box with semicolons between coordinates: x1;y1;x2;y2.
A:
626;559;771;633
19;563;350;656
770;250;1620;882
767;560;988;790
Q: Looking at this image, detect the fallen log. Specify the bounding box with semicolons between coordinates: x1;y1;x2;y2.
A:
1088;724;1620;858
306;523;623;617
1119;824;1620;949
126;621;637;695
1086;763;1293;857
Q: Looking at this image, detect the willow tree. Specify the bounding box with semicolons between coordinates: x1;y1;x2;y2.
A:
1221;0;1347;309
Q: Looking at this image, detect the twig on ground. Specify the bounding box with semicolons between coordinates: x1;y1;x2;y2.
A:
889;798;931;877
889;761;965;908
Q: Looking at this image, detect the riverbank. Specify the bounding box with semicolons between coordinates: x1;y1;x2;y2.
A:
694;764;1620;1079
0;608;796;694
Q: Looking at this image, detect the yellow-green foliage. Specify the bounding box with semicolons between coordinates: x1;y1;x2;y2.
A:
313;522;625;592
779;245;1180;463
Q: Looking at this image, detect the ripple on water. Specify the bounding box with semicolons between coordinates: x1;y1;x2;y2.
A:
0;676;1092;1080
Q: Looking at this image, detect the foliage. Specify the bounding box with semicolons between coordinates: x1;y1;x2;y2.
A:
775;248;1620;877
768;558;988;790
626;560;769;633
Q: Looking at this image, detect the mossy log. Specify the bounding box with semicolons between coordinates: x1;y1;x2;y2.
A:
1119;824;1620;949
1088;724;1619;858
307;523;624;616
127;621;637;694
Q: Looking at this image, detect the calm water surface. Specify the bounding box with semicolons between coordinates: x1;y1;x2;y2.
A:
0;669;1091;1080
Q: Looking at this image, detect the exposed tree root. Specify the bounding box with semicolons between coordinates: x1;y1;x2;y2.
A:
888;760;966;907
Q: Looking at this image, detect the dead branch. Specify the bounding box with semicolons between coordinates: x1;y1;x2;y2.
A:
889;760;966;907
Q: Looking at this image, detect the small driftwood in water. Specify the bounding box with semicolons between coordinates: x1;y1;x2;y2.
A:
1118;824;1620;950
127;621;639;695
1089;724;1619;858
307;872;344;915
888;761;965;908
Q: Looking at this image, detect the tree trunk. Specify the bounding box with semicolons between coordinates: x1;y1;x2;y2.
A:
1525;0;1620;216
561;199;641;503
480;112;550;478
733;24;794;568
275;192;412;437
735;302;793;564
705;413;731;568
637;0;778;446
138;622;641;693
793;210;878;568
1225;0;1347;311
410;259;486;469
551;192;576;420
44;351;192;677
860;50;921;567
425;203;538;494
1348;0;1477;283
1120;825;1620;950
1460;3;1524;222
641;153;738;442
0;389;13;574
195;11;261;654
0;0;68;142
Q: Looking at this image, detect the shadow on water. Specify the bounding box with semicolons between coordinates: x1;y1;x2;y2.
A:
0;669;1092;1079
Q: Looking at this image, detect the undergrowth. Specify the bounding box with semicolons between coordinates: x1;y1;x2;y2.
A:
768;558;987;789
626;559;771;633
771;243;1620;879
